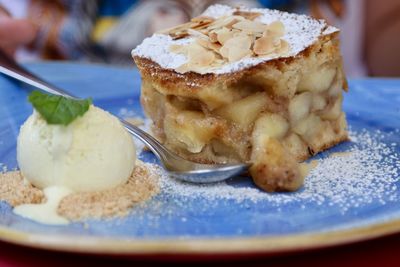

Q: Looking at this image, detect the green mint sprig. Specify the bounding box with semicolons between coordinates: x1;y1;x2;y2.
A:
28;90;92;125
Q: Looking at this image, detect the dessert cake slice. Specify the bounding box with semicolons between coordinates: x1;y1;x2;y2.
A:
132;4;348;192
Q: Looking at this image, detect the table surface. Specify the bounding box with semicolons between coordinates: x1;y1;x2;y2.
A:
1;232;400;266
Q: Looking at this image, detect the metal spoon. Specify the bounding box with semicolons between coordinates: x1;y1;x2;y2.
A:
0;50;249;183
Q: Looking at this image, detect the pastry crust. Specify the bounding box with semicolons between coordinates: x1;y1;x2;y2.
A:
132;5;349;192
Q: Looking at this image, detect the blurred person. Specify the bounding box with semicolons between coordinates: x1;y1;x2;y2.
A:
0;0;264;64
0;4;37;58
364;0;400;77
307;0;400;77
0;0;399;76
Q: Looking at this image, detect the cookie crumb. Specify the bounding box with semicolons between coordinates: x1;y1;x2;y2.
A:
58;162;160;220
0;162;160;221
0;171;44;206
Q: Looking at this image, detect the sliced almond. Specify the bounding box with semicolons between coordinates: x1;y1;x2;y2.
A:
195;38;210;49
199;29;210;36
272;37;281;47
162;22;192;34
176;63;190;74
232;11;262;20
170;31;189;40
219;45;230;59
277;39;290;55
191;16;214;23
208;16;243;30
267;21;285;37
212;58;225;66
221;34;252;62
253;36;276;55
187;43;215;67
224;18;241;29
191;20;213;30
228;47;252;62
207;16;231;30
232;20;267;33
194;37;221;53
208;42;222;53
209;31;218;42
169;44;187;54
187;28;208;39
216;27;233;45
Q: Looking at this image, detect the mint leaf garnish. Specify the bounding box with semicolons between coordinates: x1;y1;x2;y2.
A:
28;90;92;125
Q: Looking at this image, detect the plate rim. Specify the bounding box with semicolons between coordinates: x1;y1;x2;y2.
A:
1;217;400;255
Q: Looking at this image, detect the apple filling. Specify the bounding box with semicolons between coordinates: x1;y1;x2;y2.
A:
140;56;348;192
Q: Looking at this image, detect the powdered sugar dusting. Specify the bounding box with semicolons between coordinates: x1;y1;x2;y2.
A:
145;129;399;214
132;4;338;75
133;35;192;71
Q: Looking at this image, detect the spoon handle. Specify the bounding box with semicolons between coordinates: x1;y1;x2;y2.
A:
0;49;171;165
0;51;76;98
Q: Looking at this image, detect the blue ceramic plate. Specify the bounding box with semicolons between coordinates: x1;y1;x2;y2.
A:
0;62;399;256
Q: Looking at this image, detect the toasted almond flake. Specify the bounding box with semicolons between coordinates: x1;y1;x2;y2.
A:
209;31;218;42
232;11;262;20
213;51;223;61
213;58;225;65
224;18;241;29
216;27;233;45
221;34;252;62
208;16;243;30
160;22;192;34
219;45;229;59
191;20;213;30
191;16;214;23
208;42;222;53
169;44;187;54
195;38;210;49
187;29;208;39
228;46;252;62
187;43;215;67
207;16;230;30
272;37;281;46
278;39;290;54
170;31;189;40
194;37;222;53
253;36;276;55
200;29;210;35
232;20;268;33
268;21;285;37
176;63;190;74
225;33;253;50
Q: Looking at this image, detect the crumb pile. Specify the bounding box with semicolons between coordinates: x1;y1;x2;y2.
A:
0;172;44;206
59;163;159;220
0;162;159;221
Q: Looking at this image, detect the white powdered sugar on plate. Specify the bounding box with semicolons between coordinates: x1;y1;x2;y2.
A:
132;4;338;75
145;129;399;213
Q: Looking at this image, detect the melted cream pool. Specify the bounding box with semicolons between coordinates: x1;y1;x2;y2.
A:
14;186;72;225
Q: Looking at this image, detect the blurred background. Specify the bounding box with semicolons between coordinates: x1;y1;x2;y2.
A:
0;0;398;77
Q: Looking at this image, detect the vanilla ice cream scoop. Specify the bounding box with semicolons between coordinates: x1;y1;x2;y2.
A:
17;105;136;192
